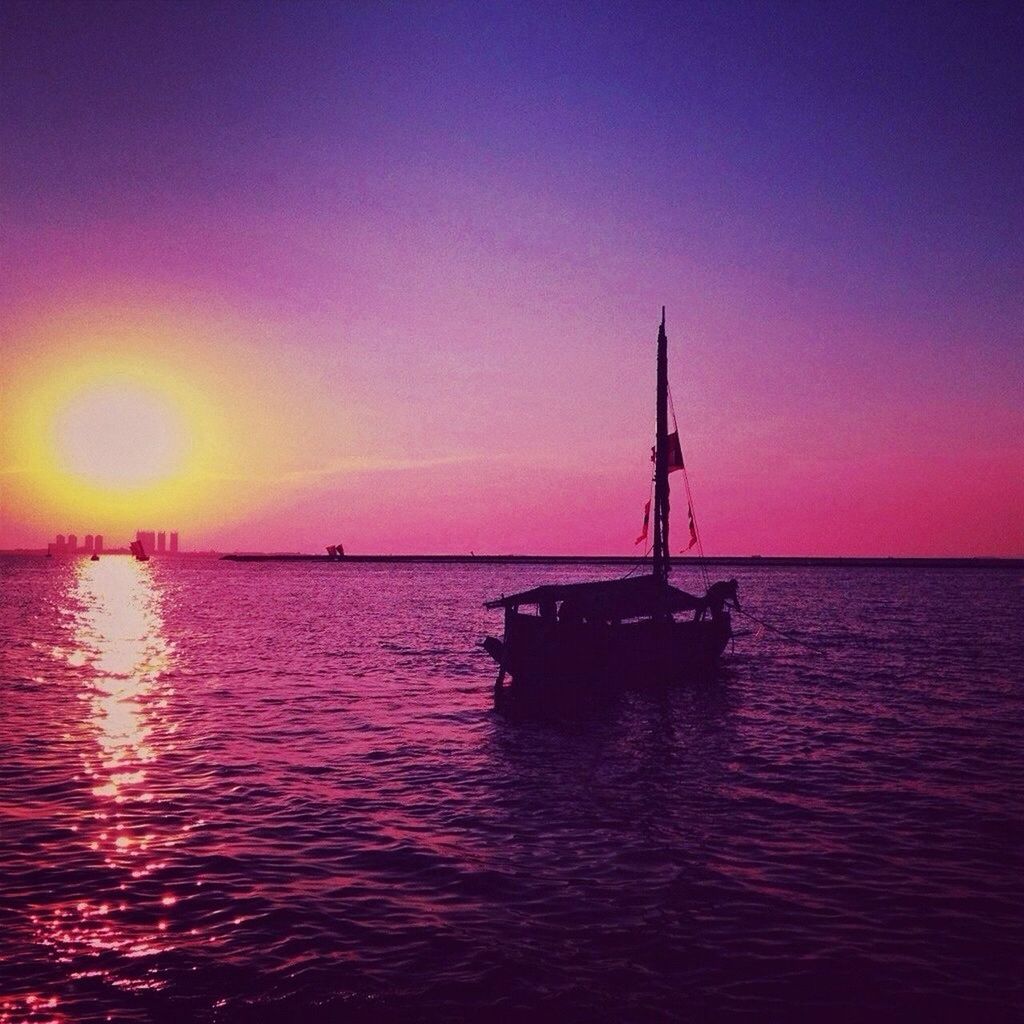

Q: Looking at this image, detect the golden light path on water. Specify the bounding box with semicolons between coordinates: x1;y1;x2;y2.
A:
24;557;202;1015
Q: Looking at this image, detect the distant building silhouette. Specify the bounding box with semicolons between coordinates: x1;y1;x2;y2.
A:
67;533;77;554
94;535;104;554
169;531;179;554
55;534;66;555
157;531;166;553
84;534;94;553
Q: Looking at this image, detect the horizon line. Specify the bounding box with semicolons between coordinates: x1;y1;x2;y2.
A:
4;550;1019;568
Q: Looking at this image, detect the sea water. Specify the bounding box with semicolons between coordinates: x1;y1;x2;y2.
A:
1;556;1022;1022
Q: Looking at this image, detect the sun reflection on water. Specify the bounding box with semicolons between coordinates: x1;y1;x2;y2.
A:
30;557;188;996
74;557;171;837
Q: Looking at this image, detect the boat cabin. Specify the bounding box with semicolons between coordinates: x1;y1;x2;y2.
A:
486;575;708;627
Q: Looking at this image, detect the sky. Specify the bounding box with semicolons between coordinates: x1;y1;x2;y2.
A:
1;0;1022;555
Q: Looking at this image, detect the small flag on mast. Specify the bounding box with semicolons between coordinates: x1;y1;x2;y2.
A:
651;436;684;475
635;499;651;545
667;431;685;473
650;432;685;473
685;503;698;551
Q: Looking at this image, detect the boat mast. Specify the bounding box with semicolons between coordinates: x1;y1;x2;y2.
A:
652;307;671;586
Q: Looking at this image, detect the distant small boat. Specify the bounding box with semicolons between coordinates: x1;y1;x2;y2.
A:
484;308;740;704
129;540;149;562
90;553;99;561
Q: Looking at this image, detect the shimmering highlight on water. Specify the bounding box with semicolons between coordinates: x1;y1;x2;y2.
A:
1;556;1022;1022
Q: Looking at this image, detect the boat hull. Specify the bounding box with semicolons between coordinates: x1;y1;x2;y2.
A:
486;612;731;697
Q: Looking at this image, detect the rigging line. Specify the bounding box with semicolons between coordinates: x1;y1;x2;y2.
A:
734;608;831;656
680;463;711;590
621;540;654;579
621;538;652;578
621;474;656;580
668;382;710;589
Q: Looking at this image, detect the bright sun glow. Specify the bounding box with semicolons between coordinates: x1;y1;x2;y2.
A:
52;381;189;490
3;307;329;544
5;325;231;534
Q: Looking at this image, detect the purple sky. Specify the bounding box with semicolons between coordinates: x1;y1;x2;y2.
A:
2;1;1022;554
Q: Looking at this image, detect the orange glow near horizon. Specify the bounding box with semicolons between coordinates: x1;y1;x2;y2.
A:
6;341;225;535
0;305;339;546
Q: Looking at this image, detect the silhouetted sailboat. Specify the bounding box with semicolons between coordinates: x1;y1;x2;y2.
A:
484;309;739;703
129;540;149;562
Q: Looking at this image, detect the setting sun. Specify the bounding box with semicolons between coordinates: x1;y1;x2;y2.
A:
2;327;234;537
1;305;349;548
52;380;188;491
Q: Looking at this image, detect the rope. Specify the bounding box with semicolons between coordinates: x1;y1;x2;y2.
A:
734;608;831;656
680;467;711;590
620;473;656;580
669;383;711;590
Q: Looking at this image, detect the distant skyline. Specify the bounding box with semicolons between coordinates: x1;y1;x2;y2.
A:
39;528;179;555
1;1;1022;556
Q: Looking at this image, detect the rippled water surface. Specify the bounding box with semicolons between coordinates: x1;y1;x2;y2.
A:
1;555;1022;1022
